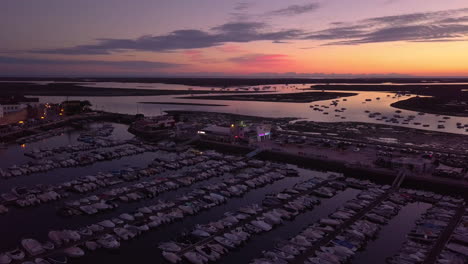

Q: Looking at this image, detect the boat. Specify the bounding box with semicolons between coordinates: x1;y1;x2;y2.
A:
114;227;134;240
183;251;208;264
0;254;11;264
196;245;221;261
97;234;120;249
46;254;68;264
162;251;182;263
6;249;25;261
63;247;85;258
128;116;175;141
33;258;50;264
84;241;99;251
21;238;45;256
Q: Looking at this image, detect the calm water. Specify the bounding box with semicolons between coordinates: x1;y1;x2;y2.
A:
0;120;448;264
34;82;468;135
1;81;465;264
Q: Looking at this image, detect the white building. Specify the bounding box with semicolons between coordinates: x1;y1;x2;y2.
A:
0;104;27;116
254;124;272;142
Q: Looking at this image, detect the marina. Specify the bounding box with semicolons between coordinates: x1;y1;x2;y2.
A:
0;121;465;264
2;0;468;263
0;87;465;264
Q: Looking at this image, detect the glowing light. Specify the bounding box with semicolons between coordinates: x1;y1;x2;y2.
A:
21;144;26;148
231;124;235;127
197;131;206;134
40;116;45;119
18;121;24;124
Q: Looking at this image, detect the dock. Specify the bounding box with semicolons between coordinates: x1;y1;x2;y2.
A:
175;178;335;256
290;189;394;264
423;204;466;264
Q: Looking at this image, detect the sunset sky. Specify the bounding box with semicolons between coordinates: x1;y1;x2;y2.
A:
1;0;468;77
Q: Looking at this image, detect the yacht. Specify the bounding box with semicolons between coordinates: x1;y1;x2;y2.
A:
0;254;11;264
46;254;68;264
63;247;85;258
162;251;181;263
84;241;99;251
97;234;120;249
159;242;182;252
21;238;45;256
183;251;208;264
6;249;25;261
195;245;221;261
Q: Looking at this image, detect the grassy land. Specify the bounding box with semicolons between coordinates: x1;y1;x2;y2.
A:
0;82;264;97
391;97;468;117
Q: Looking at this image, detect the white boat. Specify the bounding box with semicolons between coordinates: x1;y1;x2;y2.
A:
162;251;182;264
63;246;85;258
196;245;220;261
0;254;11;264
158;242;182;252
84;241;99;251
114;228;133;240
251;220;272;231
6;249;25;261
183;251;208;264
97;234;120;249
33;258;50;264
21;238;45;256
98;220;115;228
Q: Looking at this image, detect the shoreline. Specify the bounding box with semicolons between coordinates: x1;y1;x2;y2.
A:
139;102;227;106
179;91;358;103
390;97;468;117
0;82;265;97
193;139;468;194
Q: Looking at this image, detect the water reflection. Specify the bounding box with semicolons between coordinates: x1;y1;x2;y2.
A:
34;83;468;135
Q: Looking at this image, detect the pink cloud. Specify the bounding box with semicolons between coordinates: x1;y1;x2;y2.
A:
227;54;295;72
182;50;221;64
229;54;292;65
216;45;245;53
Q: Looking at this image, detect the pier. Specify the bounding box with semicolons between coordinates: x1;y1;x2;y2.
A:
175;178;335;256
423;204;466;264
290;189;394;264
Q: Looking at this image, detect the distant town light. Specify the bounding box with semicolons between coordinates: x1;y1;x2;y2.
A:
21;144;26;148
197;131;206;134
18;121;24;124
